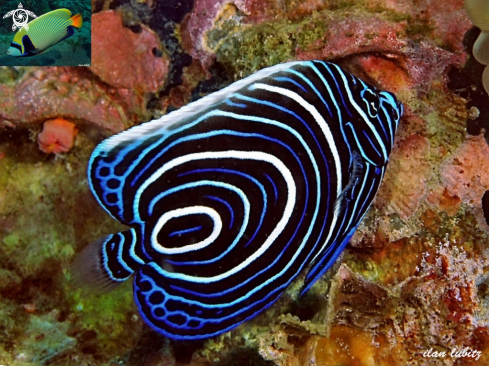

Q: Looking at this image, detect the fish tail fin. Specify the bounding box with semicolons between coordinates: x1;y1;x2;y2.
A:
71;229;143;293
70;13;83;28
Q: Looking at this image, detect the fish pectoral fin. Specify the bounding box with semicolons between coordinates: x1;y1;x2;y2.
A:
333;150;364;218
71;228;145;293
301;151;365;296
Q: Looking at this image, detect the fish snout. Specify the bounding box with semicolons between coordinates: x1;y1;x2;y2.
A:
7;47;20;56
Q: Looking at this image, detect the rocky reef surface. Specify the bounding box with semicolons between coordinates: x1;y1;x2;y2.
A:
0;0;92;66
1;0;489;365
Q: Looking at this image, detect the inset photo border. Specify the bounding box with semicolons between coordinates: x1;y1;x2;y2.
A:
0;0;91;66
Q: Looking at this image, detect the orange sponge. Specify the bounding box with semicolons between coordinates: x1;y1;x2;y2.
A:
38;118;79;154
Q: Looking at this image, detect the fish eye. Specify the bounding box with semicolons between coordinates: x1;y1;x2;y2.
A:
387;104;400;122
362;89;379;118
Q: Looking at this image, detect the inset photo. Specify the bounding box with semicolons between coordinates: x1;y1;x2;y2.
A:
0;0;91;66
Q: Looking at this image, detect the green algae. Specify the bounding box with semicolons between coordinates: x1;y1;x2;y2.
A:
208;11;329;79
364;5;433;39
0;129;134;364
69;281;134;333
67;280;141;358
0;129;125;273
206;3;419;80
0;67;25;86
405;15;435;39
1;155;87;276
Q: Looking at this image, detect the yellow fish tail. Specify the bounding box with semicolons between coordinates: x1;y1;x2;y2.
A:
70;13;83;28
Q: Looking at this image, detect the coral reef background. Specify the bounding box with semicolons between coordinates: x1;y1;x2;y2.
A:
1;0;489;365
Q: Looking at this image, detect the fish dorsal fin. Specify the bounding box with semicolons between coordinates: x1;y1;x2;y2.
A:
43;9;72;20
88;61;303;224
95;61;304;153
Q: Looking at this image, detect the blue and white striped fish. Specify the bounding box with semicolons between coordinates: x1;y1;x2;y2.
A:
73;60;403;340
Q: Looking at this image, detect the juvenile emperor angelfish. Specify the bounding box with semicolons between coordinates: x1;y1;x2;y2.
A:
73;60;403;340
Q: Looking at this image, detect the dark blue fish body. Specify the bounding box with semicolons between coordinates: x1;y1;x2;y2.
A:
74;60;403;340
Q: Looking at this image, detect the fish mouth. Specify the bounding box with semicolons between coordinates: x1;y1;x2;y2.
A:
8;42;22;56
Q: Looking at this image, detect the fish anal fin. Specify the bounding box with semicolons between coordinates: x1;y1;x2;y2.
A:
301;225;357;296
133;262;256;340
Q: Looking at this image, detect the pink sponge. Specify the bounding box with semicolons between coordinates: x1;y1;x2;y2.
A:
38;118;79;154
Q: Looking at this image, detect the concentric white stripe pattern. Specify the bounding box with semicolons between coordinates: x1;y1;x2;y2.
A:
85;60;403;340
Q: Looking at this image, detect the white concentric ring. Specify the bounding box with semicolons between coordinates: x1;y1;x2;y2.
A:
138;150;296;282
151;206;222;254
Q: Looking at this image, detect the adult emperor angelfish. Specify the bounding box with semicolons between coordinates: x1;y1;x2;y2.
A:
73;60;403;340
7;9;82;56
